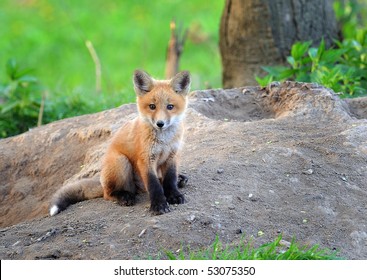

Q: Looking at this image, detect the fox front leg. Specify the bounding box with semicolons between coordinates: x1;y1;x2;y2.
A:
162;164;185;205
147;171;170;214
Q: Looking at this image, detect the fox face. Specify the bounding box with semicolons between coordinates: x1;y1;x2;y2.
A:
133;70;191;130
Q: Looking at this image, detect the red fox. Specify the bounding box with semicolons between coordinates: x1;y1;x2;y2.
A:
50;70;190;216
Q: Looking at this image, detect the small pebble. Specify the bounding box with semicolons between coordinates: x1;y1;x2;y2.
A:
217;168;224;174
138;229;146;238
279;240;291;248
249;193;258;201
12;241;21;247
303;169;314;175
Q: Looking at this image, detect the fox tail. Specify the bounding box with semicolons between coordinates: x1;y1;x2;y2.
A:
49;177;103;216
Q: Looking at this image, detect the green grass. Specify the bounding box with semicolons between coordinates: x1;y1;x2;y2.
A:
0;0;223;111
164;235;341;260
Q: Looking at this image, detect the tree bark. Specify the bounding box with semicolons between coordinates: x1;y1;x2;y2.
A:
219;0;339;88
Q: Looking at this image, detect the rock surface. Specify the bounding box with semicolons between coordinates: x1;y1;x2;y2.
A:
1;82;366;259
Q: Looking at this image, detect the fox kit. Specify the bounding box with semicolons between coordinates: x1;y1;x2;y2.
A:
50;70;190;216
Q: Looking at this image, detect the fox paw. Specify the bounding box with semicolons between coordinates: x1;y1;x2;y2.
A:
150;199;170;215
167;191;185;205
177;174;188;188
117;192;136;206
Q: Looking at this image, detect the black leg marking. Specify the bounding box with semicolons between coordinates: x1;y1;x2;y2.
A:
177;174;188;188
148;172;170;215
111;190;136;206
163;166;185;205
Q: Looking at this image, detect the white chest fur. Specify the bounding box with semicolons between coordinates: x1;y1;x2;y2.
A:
149;125;182;166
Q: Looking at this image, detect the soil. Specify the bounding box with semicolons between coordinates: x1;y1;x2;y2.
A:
1;81;366;260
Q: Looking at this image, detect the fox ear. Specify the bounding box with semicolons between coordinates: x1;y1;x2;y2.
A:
133;70;154;95
170;71;191;95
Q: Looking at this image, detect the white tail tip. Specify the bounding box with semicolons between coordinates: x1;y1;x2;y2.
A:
49;205;60;216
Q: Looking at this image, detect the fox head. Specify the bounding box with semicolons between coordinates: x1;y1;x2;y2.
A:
133;70;191;131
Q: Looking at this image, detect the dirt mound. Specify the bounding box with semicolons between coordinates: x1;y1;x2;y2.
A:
344;97;367;119
1;82;366;260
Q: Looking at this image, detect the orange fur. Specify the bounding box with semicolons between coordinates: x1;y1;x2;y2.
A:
50;70;190;216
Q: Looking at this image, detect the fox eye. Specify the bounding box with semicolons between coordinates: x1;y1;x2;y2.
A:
167;104;174;110
149;104;156;110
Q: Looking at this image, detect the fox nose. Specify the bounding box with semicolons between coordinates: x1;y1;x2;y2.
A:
156;120;165;128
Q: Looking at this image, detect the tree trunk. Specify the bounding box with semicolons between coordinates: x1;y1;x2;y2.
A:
219;0;339;88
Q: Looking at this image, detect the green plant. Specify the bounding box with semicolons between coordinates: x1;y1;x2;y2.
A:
0;59;45;137
334;0;367;39
165;235;340;260
256;1;367;97
0;59;91;138
256;38;367;97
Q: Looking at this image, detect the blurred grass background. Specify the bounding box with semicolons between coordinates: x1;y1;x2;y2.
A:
3;0;365;138
0;0;223;110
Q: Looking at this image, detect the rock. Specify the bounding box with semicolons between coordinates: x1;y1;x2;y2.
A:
248;193;258;202
36;229;57;242
279;240;291;248
138;229;146;238
12;241;21;247
303;169;314;175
